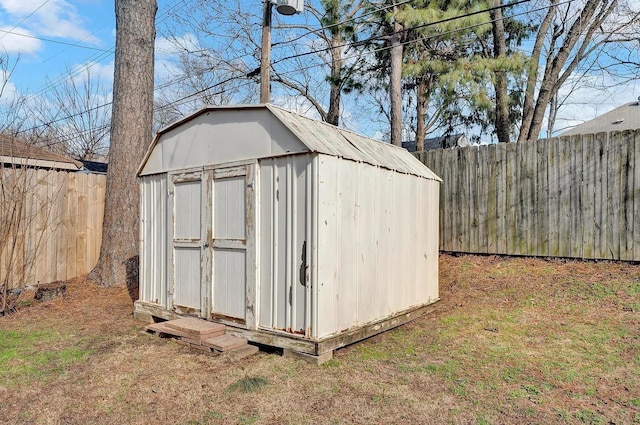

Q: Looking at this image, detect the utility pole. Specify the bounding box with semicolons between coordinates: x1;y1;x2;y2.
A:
260;0;302;103
260;0;272;103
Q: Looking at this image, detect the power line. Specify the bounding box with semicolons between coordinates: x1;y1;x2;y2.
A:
0;0;52;42
20;0;191;102
0;28;112;52
136;0;576;114
271;0;415;48
14;0;567;138
270;0;534;67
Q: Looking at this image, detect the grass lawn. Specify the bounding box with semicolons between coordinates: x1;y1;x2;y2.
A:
0;254;638;424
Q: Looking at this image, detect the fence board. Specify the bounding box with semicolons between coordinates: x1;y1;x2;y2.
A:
0;169;105;289
557;139;572;257
467;148;478;253
622;131;634;261
66;174;78;278
570;135;583;258
416;129;640;261
496;144;507;254
547;138;560;256
581;134;595;259
595;132;608;258
536;138;548;256
505;143;518;254
629;132;640;261
607;133;621;259
478;146;489;253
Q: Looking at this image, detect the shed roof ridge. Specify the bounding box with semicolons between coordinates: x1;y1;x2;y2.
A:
266;103;409;150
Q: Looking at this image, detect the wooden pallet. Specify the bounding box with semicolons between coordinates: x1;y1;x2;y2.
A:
146;319;259;360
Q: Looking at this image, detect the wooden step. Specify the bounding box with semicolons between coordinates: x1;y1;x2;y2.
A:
146;321;192;339
224;344;259;361
202;334;247;352
164;317;226;339
146;319;225;340
147;319;256;360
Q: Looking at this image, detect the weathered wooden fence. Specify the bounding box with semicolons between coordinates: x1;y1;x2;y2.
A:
418;130;640;261
0;169;106;289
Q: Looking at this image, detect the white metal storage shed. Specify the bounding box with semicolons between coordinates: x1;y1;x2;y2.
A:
135;104;441;361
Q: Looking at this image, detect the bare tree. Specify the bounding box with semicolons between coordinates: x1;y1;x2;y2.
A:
44;68;111;160
517;0;640;142
89;0;157;288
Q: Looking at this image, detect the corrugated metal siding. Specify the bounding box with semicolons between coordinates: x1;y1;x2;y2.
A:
139;109;308;176
172;178;204;310
140;175;168;307
258;155;312;336
212;174;248;319
315;154;439;339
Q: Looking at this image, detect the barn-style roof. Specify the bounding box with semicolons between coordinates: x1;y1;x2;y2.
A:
138;104;441;181
0;134;82;171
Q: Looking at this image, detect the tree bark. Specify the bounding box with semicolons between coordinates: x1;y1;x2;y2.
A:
415;76;432;152
517;2;556;143
327;31;343;126
490;0;510;144
89;0;156;288
524;0;602;141
389;3;403;146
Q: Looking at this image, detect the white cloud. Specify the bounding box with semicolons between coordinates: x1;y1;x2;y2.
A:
155;58;183;83
0;0;99;44
69;60;114;85
0;26;42;53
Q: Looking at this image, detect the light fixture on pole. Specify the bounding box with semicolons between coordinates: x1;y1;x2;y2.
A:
260;0;304;103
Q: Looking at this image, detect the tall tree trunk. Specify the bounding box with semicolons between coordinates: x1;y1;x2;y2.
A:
415;76;428;152
89;0;157;289
389;2;403;146
491;0;510;144
517;2;556;143
525;0;601;141
547;91;558;138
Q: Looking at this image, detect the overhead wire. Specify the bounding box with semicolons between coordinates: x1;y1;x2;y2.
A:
138;0;575;112
270;0;534;67
271;0;415;47
0;28;113;52
0;0;52;42
20;0;192;102
15;0;562;138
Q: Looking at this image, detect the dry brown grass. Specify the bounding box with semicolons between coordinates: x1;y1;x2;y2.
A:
1;254;639;425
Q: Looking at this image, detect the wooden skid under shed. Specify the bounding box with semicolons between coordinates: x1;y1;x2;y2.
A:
146;318;256;360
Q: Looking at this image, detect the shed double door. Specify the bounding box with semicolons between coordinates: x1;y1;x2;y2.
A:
169;165;256;326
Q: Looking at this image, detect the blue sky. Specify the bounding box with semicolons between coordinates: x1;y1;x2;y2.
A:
0;0;639;141
0;0;115;92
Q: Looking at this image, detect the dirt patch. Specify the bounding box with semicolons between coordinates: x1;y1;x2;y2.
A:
1;254;639;425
